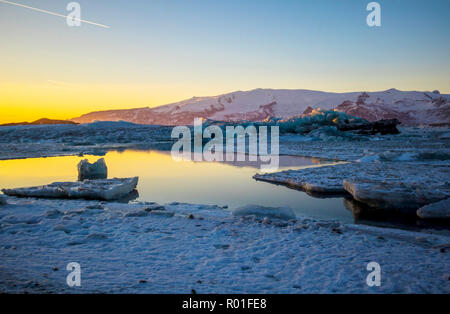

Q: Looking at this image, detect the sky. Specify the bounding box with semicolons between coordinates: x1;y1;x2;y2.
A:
0;0;449;123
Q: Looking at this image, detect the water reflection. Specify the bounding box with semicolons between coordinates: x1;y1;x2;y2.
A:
0;150;354;222
0;149;446;230
343;198;450;231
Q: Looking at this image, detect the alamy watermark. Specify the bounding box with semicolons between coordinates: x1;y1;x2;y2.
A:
171;119;280;171
367;2;381;27
366;262;381;287
66;2;81;27
66;262;81;287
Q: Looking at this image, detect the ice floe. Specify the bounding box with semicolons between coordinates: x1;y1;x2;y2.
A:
417;199;450;219
254;164;351;195
1;177;138;201
255;163;450;214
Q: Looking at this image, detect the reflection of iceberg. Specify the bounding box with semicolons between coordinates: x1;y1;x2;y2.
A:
2;177;139;201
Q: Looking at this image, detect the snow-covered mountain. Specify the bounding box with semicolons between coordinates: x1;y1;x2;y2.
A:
71;88;450;126
335;89;450;125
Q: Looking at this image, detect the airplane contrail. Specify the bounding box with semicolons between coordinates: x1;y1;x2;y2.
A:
0;0;110;28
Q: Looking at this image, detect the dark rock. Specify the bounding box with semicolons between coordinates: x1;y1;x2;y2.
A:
338;118;401;135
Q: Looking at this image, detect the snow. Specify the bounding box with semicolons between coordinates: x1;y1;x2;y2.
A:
417;199;450;219
1;177;139;201
77;158;108;181
0;197;449;293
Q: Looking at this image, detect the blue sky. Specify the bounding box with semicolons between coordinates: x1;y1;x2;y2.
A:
0;0;449;122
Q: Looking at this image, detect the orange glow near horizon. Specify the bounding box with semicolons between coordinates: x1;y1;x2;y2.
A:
0;82;212;124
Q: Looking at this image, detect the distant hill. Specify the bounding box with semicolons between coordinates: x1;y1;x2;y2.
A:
0;118;78;127
71;88;450;126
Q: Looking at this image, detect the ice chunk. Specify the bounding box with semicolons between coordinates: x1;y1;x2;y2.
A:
2;177;138;201
256;162;450;213
417;199;450;219
275;110;400;137
232;205;296;220
343;179;449;213
254;164;349;195
78;158;108;181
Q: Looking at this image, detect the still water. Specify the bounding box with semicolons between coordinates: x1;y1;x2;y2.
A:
0;150;357;222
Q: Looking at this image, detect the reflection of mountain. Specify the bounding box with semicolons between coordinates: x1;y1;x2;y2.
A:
71;88;450;126
221;154;324;170
0;118;78;127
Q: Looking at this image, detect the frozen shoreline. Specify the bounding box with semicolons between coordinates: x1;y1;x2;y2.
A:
0;197;449;293
255;162;450;215
1;123;449;293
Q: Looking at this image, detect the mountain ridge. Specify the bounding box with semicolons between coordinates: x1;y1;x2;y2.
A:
0;118;78;127
71;88;450;126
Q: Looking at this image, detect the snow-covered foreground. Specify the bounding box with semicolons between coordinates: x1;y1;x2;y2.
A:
0;197;449;293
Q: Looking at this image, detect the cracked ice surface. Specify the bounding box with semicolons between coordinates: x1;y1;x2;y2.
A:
0;197;449;293
255;163;450;212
